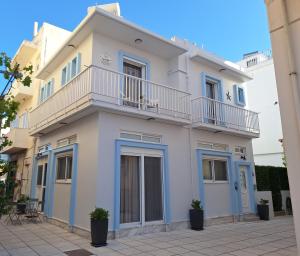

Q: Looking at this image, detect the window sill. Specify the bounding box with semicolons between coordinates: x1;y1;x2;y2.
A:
56;180;72;184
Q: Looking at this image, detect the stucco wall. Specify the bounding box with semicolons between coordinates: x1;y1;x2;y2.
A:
37;113;99;230
92;32;171;86
205;183;231;218
53;183;71;223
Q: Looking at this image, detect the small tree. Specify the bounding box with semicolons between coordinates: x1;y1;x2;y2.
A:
0;52;33;216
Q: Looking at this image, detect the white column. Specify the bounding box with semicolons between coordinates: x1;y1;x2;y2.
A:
265;0;300;253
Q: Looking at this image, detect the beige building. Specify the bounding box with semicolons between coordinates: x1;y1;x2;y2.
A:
3;3;260;238
265;0;300;252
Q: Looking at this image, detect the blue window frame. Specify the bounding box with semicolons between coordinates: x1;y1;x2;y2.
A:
61;53;81;86
234;85;246;106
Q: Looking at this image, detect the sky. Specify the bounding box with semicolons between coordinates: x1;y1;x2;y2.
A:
0;0;271;88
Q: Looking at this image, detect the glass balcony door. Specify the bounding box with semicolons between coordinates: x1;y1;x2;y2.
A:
120;154;163;227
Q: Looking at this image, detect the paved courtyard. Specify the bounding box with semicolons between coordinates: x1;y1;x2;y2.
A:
0;217;297;256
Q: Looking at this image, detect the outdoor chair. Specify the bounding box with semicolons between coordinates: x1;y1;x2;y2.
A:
25;199;43;223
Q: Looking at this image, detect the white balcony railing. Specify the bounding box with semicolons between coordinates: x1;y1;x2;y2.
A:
192;97;259;134
29;65;191;132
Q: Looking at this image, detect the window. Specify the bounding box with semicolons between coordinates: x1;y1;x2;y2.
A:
40;79;54;103
120;131;161;144
202;158;228;182
20;112;28;128
56;154;73;182
235;146;247;155
246;57;257;67
234;85;246;106
37;165;43;185
61;53;81;86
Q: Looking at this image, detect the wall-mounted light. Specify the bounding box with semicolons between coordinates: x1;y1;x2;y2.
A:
134;38;143;44
219;68;226;72
67;44;76;49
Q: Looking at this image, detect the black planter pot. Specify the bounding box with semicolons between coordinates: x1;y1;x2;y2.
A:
257;204;269;220
189;209;204;230
17;203;26;214
90;218;108;247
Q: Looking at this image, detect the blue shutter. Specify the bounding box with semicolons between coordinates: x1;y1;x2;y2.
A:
201;72;206;96
67;63;71;82
233;85;245;106
217;80;224;102
76;53;81;75
50;78;54;96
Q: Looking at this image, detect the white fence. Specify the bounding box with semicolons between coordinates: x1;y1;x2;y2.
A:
192;96;260;134
29;65;191;131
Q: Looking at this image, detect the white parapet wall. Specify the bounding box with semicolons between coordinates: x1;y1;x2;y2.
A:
256;191;274;219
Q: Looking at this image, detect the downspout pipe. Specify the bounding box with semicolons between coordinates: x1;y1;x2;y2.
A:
280;0;300;135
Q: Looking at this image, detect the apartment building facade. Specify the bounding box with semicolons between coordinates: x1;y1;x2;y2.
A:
3;3;259;237
238;51;284;167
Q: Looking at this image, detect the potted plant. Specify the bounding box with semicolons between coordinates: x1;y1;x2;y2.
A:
257;199;269;220
189;199;204;230
90;207;109;247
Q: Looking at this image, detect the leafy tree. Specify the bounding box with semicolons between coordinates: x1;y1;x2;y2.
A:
0;52;33;216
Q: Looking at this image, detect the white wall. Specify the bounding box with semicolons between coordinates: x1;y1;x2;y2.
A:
241;57;283;167
254;152;283;167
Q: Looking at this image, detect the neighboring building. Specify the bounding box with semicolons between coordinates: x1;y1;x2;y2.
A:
2;3;260;238
237;51;284;167
1;23;70;199
265;0;300;250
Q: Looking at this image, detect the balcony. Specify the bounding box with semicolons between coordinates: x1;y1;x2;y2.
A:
11;82;34;101
1;128;30;154
192;97;260;137
29;65;191;135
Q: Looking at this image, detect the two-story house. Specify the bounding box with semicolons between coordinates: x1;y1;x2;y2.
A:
3;3;259;238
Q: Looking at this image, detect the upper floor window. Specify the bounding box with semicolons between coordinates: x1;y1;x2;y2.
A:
61;53;81;86
40;79;54;104
234;85;246;106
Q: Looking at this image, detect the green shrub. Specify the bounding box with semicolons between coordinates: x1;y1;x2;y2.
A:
90;208;109;221
191;199;203;210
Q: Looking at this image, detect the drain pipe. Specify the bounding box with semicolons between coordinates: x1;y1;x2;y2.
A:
280;0;300;135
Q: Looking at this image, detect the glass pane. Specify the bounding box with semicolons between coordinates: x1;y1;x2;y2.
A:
43;163;47;186
214;160;228;181
144;156;163;222
37;165;43;185
238;87;245;103
66;157;73;179
203;159;213;180
56;157;66;180
120;155;140;224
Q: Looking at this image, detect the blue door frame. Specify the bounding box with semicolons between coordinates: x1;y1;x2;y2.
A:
196;149;239;218
30;144;79;227
235;161;256;214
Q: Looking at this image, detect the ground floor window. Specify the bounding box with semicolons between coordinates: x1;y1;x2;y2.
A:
56;153;73;183
203;158;228;182
120;154;163;226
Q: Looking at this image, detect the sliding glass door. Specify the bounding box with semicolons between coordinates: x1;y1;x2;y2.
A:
120;154;163;227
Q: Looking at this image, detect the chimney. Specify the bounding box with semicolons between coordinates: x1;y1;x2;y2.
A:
33;22;38;37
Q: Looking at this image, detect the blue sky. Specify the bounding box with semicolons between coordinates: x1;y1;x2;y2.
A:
1;0;270;70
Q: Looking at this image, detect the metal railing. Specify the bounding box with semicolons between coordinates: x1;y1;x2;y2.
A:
192;96;259;134
29;65;191;131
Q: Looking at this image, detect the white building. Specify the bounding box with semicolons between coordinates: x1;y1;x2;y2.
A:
2;3;260;238
238;51;284;167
